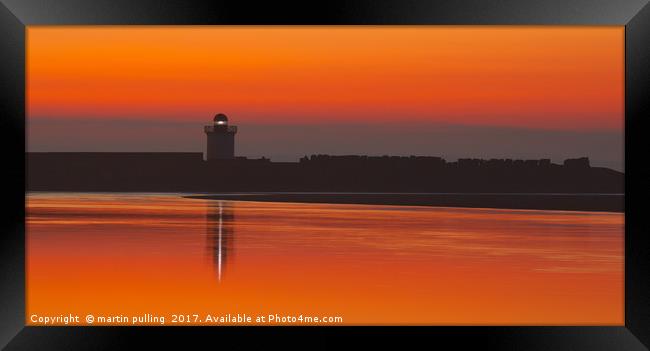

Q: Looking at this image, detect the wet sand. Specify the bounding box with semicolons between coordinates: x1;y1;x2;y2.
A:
186;193;624;212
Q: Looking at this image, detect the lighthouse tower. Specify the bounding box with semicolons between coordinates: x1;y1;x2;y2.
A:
204;113;237;160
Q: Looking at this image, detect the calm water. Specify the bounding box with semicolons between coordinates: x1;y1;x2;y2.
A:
26;192;623;325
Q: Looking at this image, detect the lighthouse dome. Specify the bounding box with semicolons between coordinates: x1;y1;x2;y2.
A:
214;113;228;125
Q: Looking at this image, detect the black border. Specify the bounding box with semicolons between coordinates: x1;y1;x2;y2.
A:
2;1;649;349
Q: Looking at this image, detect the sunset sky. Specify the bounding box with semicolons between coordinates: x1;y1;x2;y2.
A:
27;26;624;169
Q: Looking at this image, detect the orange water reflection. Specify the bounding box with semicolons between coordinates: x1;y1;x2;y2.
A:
26;193;623;325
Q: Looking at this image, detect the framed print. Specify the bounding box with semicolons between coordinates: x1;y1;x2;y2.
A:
1;0;649;349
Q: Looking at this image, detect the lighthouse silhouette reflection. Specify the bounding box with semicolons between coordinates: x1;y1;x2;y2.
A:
205;201;235;282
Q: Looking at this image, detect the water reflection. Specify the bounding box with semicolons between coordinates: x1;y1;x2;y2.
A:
205;201;235;282
25;193;624;324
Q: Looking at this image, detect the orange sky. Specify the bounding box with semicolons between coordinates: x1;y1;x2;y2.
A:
27;26;624;131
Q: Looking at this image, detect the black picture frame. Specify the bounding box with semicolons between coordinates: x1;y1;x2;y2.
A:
1;0;648;349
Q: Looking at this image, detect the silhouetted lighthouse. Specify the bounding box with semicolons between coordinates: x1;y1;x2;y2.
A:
204;113;237;160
